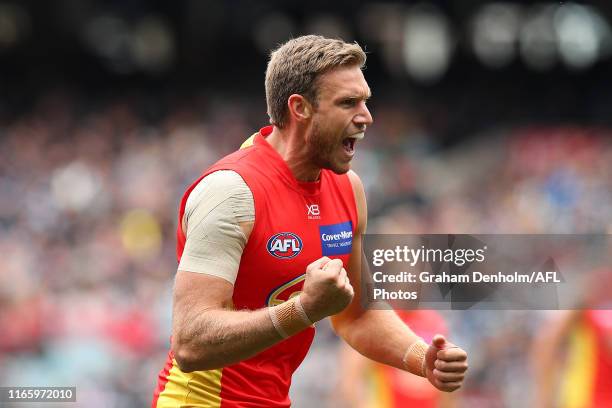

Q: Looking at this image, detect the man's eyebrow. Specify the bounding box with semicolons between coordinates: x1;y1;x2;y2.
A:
337;91;372;101
359;89;372;100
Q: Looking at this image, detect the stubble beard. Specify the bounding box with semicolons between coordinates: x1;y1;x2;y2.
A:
308;121;349;175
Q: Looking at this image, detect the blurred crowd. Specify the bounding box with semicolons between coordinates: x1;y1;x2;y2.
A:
0;89;610;407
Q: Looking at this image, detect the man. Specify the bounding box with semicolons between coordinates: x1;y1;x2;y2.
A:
153;35;468;407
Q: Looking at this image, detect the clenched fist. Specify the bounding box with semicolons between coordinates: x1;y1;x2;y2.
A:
300;257;354;322
425;335;468;392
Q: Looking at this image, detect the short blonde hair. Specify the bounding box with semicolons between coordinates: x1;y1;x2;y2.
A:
265;35;366;128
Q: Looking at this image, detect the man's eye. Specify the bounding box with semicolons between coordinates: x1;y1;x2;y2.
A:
342;99;356;106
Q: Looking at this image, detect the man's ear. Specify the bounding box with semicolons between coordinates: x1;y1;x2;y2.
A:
287;94;313;122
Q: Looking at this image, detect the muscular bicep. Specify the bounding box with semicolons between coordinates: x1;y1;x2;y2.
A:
174;270;235;313
171;270;234;359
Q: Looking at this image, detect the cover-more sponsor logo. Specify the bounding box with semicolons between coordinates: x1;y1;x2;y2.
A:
321;230;352;242
267;232;303;259
319;221;353;256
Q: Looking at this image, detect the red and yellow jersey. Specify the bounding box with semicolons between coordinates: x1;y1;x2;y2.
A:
153;126;358;407
366;310;447;408
560;310;612;408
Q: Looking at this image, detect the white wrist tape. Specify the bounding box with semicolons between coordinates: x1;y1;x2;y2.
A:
268;296;313;339
403;339;428;377
294;296;314;326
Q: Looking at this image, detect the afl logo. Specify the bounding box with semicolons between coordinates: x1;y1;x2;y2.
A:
267;232;303;259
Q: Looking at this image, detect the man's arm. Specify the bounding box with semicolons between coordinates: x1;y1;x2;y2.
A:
172;268;279;372
330;170;468;392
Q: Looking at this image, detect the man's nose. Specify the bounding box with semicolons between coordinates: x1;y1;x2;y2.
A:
355;102;373;127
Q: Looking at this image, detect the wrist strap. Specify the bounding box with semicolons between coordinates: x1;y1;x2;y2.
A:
268;296;313;339
403;339;428;377
294;295;314;326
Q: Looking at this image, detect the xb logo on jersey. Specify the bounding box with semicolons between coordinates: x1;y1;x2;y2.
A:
306;204;321;220
267;232;303;259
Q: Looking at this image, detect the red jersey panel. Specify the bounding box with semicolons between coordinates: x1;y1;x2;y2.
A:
153;126;358;407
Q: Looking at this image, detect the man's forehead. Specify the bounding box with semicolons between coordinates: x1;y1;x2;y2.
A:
318;67;371;98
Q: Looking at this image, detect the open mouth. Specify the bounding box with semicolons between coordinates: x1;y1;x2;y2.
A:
342;137;356;153
341;132;364;155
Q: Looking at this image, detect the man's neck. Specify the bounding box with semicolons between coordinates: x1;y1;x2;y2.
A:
266;126;321;182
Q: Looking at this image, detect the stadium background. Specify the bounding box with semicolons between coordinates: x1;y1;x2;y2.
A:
0;1;610;407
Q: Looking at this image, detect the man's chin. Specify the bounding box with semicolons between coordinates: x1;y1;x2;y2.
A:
314;154;352;175
328;162;351;175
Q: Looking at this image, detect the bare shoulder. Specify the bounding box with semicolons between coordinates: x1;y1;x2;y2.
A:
346;170;367;233
347;170;363;192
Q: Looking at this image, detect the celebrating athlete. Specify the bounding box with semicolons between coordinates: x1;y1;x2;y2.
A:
153;35;468;407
